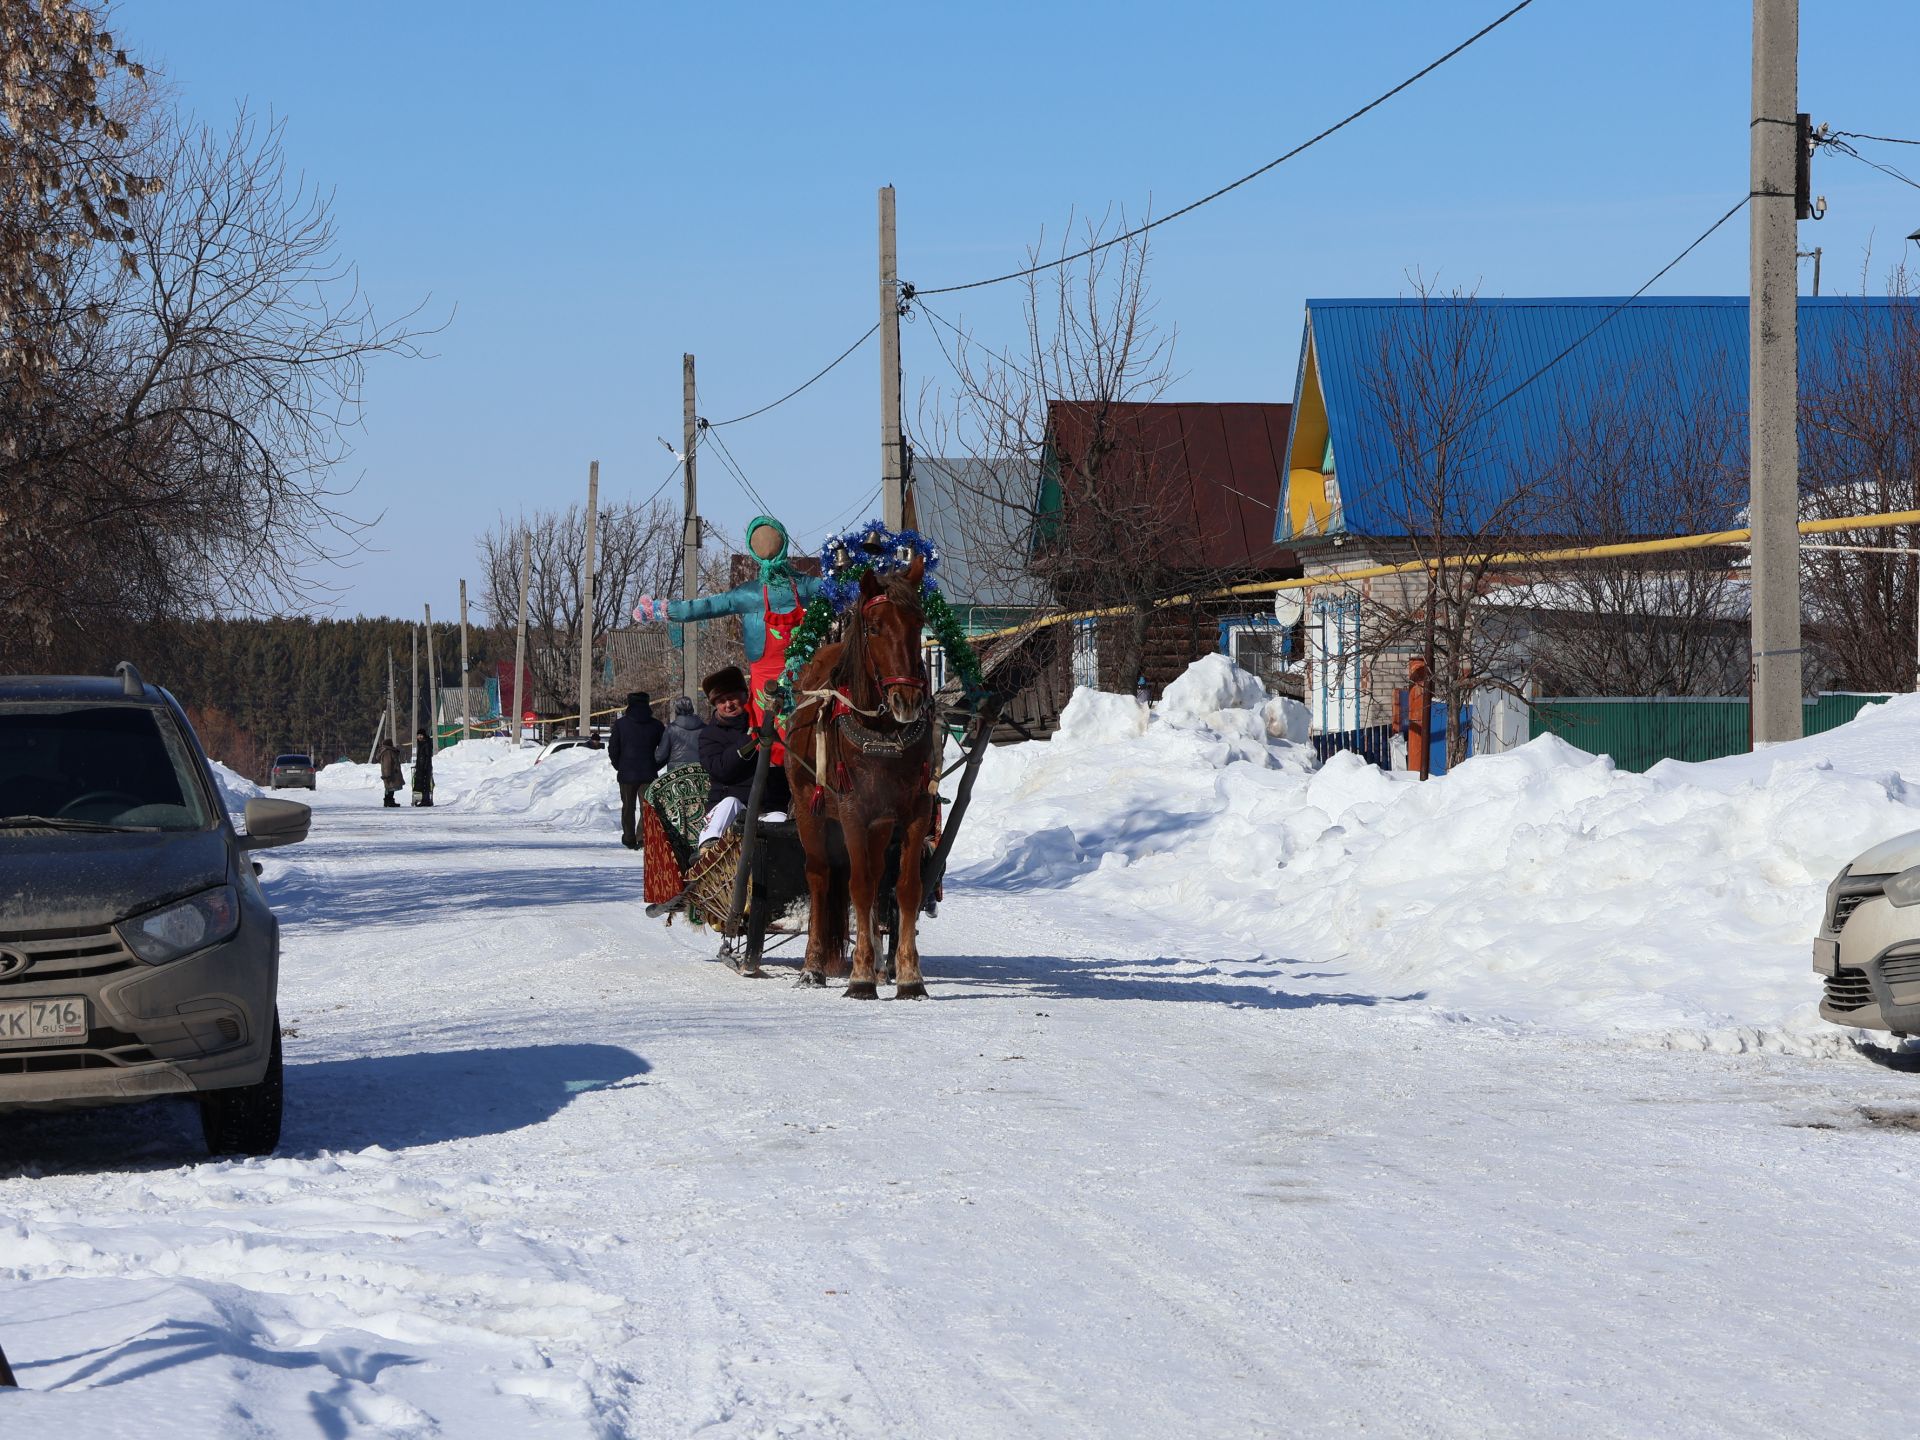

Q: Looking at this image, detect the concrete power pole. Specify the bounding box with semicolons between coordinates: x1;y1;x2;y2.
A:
511;531;531;747
579;460;600;740
410;625;419;756
1749;0;1804;744
459;578;472;745
386;647;398;762
879;184;905;530
424;604;439;745
682;354;701;700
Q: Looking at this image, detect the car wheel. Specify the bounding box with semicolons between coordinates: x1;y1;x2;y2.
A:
199;1017;283;1158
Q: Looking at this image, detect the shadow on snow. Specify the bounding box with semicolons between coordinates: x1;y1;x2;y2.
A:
0;1042;650;1175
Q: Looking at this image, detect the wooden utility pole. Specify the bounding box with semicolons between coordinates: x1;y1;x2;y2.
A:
682;354;701;700
410;624;420;756
1749;0;1804;743
424;603;439;746
879;184;905;530
459;578;472;745
386;647;398;761
511;530;531;747
579;460;600;739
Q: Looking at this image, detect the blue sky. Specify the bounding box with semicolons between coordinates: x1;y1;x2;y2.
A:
125;1;1920;622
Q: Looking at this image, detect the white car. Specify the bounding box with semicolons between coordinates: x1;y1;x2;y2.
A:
1814;829;1920;1035
534;735;601;765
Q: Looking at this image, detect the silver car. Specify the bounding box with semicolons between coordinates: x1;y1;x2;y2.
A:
0;664;309;1156
1815;829;1920;1035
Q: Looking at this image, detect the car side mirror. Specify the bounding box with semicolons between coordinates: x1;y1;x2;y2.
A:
241;797;311;850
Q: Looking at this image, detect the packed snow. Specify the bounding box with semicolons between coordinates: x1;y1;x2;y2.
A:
6;656;1920;1436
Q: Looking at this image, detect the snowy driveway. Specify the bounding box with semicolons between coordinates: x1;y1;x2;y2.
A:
3;782;1920;1437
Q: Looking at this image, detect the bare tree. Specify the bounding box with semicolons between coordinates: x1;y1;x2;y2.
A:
1518;351;1749;697
0;106;429;666
1347;282;1547;769
1799;263;1920;692
917;213;1234;688
477;500;734;714
0;0;153;387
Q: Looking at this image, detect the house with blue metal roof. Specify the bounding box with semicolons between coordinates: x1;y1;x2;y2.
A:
1277;294;1915;754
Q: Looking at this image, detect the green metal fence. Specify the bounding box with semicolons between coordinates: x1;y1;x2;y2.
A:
1530;692;1891;772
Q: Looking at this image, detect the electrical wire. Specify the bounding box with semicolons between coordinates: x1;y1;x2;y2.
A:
636;456;685;511
698;413;778;518
1820;134;1920;193
915;0;1538;297
1423;195;1751;456
1830;130;1920;148
703;322;880;428
917;299;1046;390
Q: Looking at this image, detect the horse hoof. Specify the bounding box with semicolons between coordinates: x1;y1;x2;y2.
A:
844;981;879;1000
795;970;827;989
893;982;928;1000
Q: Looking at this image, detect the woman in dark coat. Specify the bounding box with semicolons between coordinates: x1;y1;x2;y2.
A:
655;696;704;771
411;728;435;806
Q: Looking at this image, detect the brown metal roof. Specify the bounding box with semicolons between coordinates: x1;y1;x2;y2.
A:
1045;400;1297;572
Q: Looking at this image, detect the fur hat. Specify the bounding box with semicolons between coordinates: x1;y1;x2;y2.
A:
702;665;748;700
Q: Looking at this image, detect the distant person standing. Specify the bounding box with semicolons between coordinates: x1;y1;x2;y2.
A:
609;691;666;850
376;736;402;808
411;728;435;807
656;695;703;772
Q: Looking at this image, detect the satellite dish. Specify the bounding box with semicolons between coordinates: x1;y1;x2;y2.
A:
1273;589;1304;626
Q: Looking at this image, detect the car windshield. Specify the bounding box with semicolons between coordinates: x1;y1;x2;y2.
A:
275;755;311;766
0;703;214;832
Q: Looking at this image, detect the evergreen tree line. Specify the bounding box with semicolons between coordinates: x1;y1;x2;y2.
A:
54;617;502;780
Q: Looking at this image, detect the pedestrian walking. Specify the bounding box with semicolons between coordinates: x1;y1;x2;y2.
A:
608;691;666;850
411;728;435;807
377;736;403;808
656;695;703;772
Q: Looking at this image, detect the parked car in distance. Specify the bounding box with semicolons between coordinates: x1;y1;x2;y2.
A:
269;753;316;789
1815;828;1920;1036
0;663;310;1157
534;733;601;764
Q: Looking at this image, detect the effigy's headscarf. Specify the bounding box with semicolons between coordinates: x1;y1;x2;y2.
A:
745;515;794;586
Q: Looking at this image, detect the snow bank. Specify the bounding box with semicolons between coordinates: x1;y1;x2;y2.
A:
207;759;263;814
951;657;1920;1051
447;738;619;830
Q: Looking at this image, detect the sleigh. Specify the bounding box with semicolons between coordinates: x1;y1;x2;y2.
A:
657;694;1000;979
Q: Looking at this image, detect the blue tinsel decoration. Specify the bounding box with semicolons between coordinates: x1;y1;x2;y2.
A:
817;520;941;612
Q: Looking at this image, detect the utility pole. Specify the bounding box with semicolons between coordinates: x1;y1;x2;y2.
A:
1749;0;1804;744
682;354;701;700
386;647;398;763
879;184;905;530
459;578;472;746
424;603;440;747
410;624;420;757
579;459;600;740
512;530;531;747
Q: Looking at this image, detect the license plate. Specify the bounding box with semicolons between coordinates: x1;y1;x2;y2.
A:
0;997;87;1046
1812;938;1841;976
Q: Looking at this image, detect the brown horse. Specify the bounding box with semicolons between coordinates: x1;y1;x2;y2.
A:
784;556;939;998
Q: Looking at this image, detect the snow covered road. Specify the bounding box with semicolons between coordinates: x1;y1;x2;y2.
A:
6;750;1920;1436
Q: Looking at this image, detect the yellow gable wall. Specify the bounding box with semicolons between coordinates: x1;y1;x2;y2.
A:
1285;331;1333;536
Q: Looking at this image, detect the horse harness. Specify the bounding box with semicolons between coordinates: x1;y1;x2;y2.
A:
793;591;935;806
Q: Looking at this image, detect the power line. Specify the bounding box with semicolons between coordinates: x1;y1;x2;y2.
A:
1830;129;1920;148
697;412;778;518
1425;195;1751;455
914;0;1538;298
703;322;880;428
1820;134;1920;193
636;456;685;511
917;299;1046;390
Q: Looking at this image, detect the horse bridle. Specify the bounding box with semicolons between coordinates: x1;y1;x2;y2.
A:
862;593;927;698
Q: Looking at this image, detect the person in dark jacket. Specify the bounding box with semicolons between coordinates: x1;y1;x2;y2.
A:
411;729;435;806
376;737;403;807
655;695;703;772
608;691;667;849
695;666;790;849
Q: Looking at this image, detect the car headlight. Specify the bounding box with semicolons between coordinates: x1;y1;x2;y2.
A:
119;884;240;964
1884;866;1920;909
